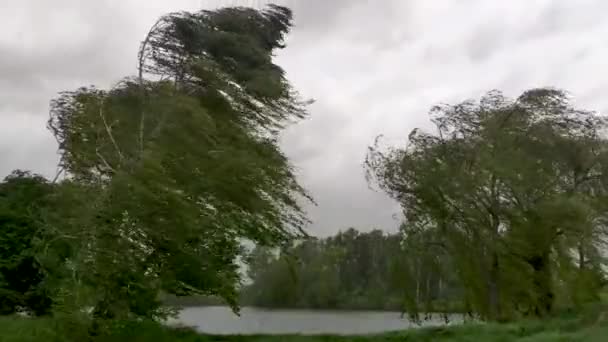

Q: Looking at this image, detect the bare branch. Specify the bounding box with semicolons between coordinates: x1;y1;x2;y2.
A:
98;98;124;161
96;149;116;174
52;166;65;183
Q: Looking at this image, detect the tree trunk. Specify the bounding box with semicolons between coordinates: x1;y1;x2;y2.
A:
529;253;554;317
415;276;421;305
487;252;501;321
426;273;431;302
578;243;585;270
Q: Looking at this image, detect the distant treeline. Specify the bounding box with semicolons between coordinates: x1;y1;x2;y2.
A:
239;228;463;312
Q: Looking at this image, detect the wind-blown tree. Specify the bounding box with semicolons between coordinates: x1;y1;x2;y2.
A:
47;4;312;320
365;89;608;321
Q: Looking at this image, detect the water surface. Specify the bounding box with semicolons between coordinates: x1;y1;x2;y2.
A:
173;306;461;335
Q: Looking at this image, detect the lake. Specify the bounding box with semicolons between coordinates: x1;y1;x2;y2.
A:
170;306;463;335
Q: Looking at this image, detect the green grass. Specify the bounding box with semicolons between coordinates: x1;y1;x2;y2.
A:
1;315;607;342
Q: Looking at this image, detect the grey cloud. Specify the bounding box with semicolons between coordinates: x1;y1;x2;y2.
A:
302;179;401;235
196;0;359;34
466;23;507;62
0;112;58;179
1;4;137;86
2;0;608;236
291;142;401;235
290;0;356;33
525;0;607;39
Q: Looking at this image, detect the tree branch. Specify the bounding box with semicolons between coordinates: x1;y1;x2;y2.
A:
137;17;164;157
96;149;116;173
52;166;65;183
98;98;124;161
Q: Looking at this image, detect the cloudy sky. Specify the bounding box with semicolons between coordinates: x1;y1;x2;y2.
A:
1;0;608;236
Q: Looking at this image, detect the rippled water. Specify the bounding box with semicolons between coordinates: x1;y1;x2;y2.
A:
170;306;462;335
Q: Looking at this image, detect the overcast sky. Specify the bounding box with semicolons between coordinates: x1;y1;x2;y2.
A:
2;0;608;236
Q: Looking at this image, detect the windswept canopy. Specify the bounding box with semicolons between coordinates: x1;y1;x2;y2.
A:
366;88;608;320
45;4;312;319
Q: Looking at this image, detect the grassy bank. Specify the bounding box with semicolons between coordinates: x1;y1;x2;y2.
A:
1;314;607;342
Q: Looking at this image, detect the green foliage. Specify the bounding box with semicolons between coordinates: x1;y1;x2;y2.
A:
0;170;57;316
4;2;608;339
242;228;451;312
41;4;312;320
2;315;608;341
365;88;608;321
140;4;308;131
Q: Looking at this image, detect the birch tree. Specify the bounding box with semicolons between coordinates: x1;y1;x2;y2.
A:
46;4;312;320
